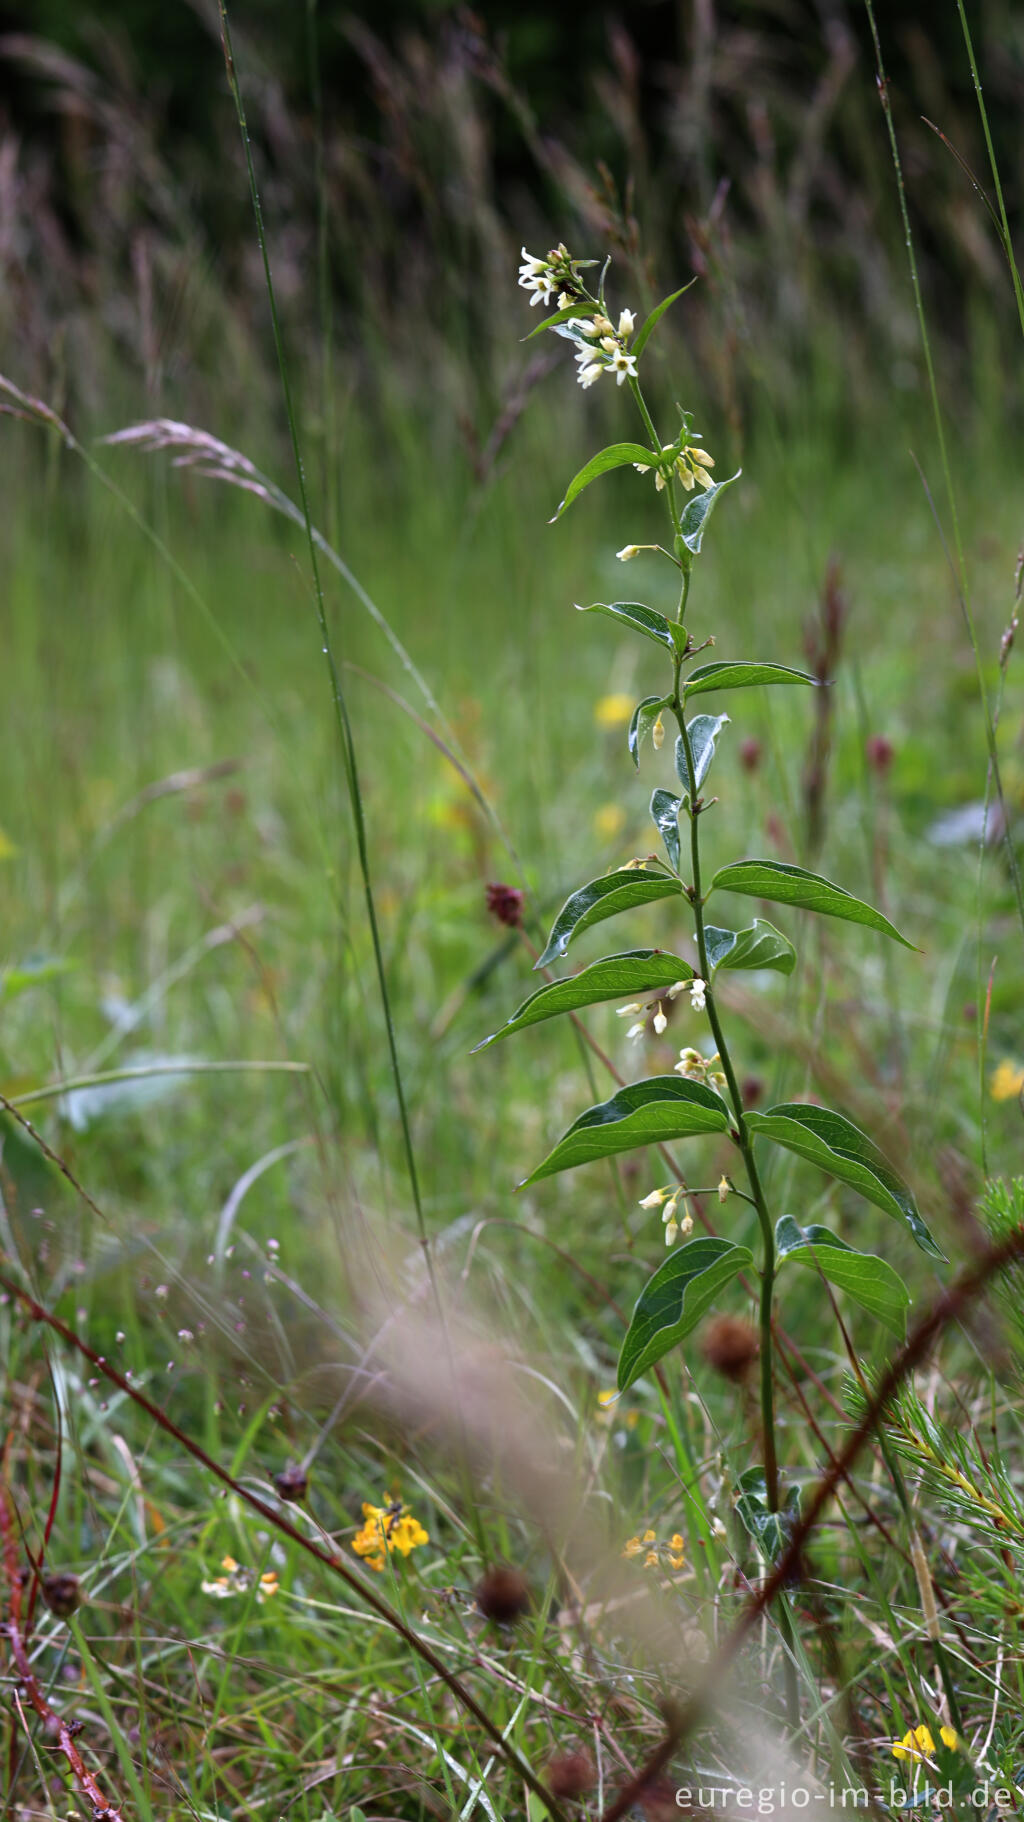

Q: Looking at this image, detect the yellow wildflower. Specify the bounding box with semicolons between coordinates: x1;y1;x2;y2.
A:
594;693;634;729
641;1529;656;1544
991;1059;1024;1101
668;1533;685;1553
622;1535;644;1558
643;1550;659;1568
351;1498;430;1574
891;1724;959;1762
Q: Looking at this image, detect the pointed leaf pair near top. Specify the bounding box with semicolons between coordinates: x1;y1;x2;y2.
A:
474;949;692;1050
551;442;659;521
711;858;914;948
747;1102;943;1258
535;869;684;970
522;1076;731;1186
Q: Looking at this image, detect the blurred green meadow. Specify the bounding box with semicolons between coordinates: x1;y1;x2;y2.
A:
3;3;1024;1815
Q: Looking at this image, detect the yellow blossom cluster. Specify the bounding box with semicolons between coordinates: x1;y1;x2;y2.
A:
991;1059;1024;1101
622;1527;686;1571
891;1724;959;1762
351;1499;430;1574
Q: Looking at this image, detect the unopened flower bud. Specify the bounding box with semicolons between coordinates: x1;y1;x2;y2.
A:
616;544;640;562
618;309;636;338
274;1463;309;1503
652;715;665;750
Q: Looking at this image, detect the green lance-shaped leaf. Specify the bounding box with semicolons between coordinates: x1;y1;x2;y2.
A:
551;442;659;522
734;1468;802;1563
474;949;692;1050
628;696;669;769
522;1076;732;1187
683;661;819;699
678;470;741;555
774;1216;911;1340
577;600;686;655
631;280;696;360
522;302;593;341
650;790;683;871
617;1235;753;1391
704;920;796;976
675;713;730;800
710;858;914;948
535;870;685;970
745;1102;943;1259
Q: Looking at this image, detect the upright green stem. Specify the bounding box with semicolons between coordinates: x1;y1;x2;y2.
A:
632;366;798;1725
673;706;780;1510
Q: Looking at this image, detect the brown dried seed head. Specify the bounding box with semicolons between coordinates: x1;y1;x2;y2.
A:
42;1572;82;1619
474;1565;531;1624
546;1747;596;1799
485;881;525;929
273;1463;309;1502
700;1313;759;1383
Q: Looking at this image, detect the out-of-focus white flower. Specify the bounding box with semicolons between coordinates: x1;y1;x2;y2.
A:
690;979;707;1011
652;715;665;750
639;1188;666;1210
653;1006;668;1035
616;544;640;561
578;361;604;389
618;309;636;337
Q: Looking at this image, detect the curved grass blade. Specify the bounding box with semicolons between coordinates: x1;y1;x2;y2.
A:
617;1236;752;1390
535;870;684;970
522;1077;731;1186
710;858;914;948
746;1103;943;1258
473;949;692;1050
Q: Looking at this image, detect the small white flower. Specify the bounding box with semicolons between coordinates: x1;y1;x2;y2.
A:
652;715;665;751
690;979;707;1011
666;980;690;1000
665;1220;679;1246
654;471;666;491
618;309;636;337
717;1175;730;1204
616;1002;644;1017
578;361;604;389
592;314;615;336
639;1188;666;1210
679;1212;694;1237
616;544;640;561
653;1007;667;1035
626;1020;646;1042
633;462;650;474
518;247;548;280
608;348;639;385
662;1192;680;1224
557;291;574;308
599;335;617;354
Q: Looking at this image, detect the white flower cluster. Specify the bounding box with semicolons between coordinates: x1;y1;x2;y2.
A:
616;977;694;1044
566;308;638;391
634;443;715;494
638;1185;694;1246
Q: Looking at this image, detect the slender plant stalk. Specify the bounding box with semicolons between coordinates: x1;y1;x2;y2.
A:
628;364;799;1727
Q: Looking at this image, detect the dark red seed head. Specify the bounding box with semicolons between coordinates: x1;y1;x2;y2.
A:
274;1463;309;1503
485;882;525;929
474;1565;531;1624
42;1572;82;1619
